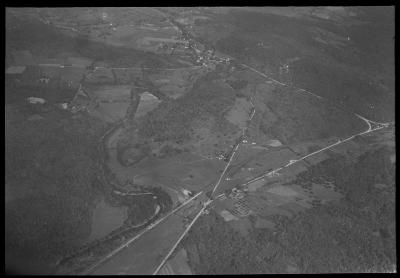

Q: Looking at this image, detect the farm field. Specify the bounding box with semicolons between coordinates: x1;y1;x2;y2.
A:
90;206;202;275
159;248;192;275
147;67;205;99
134;92;162;119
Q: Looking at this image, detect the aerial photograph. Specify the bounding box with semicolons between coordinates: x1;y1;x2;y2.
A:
5;6;395;274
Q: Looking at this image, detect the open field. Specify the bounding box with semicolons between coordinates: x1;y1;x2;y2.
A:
90;205;202;275
90;102;130;123
225;97;253;128
98;25;181;52
148;67;205;99
134;92;162;119
86;85;131;102
159;248;193;275
87;197;128;243
85;68;115;84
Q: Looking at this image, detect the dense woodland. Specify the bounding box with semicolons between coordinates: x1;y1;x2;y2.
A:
137;72;236;143
257;86;365;144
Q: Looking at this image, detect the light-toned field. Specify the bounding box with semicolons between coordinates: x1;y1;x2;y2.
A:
135;92;162;119
87;85;132;102
100;25;181;52
228;217;253;236
278;160;309;179
289;137;338;157
39;65;61;78
247;178;266;192
87;197;127;243
130;153;225;193
176;15;210;25
225;97;252;128
160;248;192;275
90;102;129;123
104;126;225;195
190;117;241;158
60;67;87;85
148;68;205;99
232;147;297;180
66;57;93;67
113;68;142;84
254;217;276;229
90;212;190;275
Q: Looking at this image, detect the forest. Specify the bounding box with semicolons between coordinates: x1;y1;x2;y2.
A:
137;72;236;144
5;104;107;274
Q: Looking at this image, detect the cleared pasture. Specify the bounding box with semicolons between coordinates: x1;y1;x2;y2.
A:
113;68;142;84
39;65;61;78
60;67;87;85
148;67;205;99
135;92;162;119
90;102;129;123
102;25;180;52
88;197;127;243
225;97;252;128
90;213;190;275
87;85;132;102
